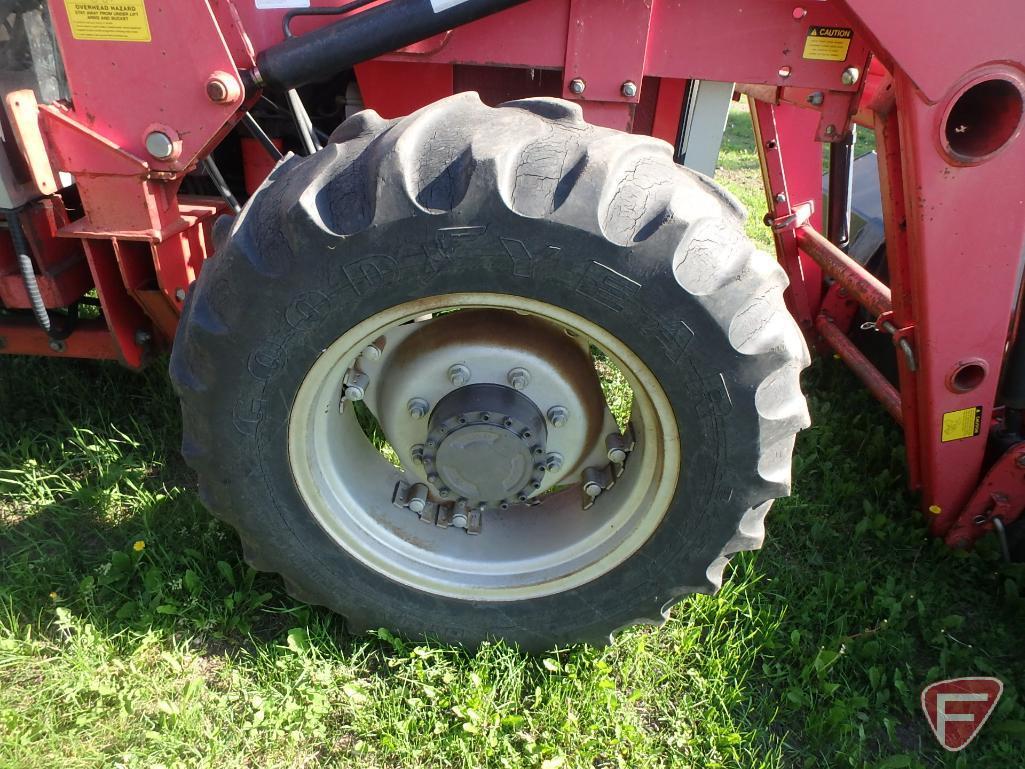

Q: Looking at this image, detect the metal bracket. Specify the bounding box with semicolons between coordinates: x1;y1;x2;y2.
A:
769;200;815;232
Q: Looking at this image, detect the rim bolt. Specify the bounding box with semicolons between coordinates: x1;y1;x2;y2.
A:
362;342;383;361
583;481;602;498
547;406;569;427
410;444;424;464
448;364;471;387
507;367;531;390
438;487;450;498
407;484;428;514
607;447;627;464
407;398;430;420
545;452;564;473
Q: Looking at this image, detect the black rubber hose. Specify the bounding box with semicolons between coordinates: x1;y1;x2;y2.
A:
7;211;51;335
254;0;530;92
241;113;284;161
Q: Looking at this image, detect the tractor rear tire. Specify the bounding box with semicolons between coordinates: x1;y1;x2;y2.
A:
170;93;809;650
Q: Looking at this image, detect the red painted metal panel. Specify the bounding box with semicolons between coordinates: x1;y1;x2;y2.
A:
45;0;243;173
890;71;1025;533
355;61;454;119
841;0;1025;103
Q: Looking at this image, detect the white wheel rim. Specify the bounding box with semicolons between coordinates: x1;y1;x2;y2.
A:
287;293;680;601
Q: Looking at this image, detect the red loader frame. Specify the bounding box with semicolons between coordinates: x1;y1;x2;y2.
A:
1;0;1024;550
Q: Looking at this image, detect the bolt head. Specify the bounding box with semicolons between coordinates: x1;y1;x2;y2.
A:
583;481;602;498
407;398;429;420
547;406;569;428
411;444;425;464
134;329;152;346
607;447;627;464
362;343;382;361
569;78;586;95
621;80;638;98
545;452;564;473
841;67;860;86
792;6;807;19
447;364;471;387
48;339;65;352
205;72;240;104
507;367;531;390
344;385;365;401
774;192;787;204
175;287;187;302
807;91;824;106
145;131;175;160
408;498;426;514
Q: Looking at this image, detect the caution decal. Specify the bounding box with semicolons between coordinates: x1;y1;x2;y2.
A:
940;406;983;443
64;0;151;42
802;26;852;62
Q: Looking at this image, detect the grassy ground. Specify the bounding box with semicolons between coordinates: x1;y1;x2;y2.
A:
2;104;1024;768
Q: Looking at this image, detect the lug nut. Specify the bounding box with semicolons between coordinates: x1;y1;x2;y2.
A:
407;483;428;514
448;364;471;387
621;80;638;98
507;367;531;390
841;67;860;86
410;444;425;464
343;369;370;402
545;452;564;473
407;398;430;420
547;406;569;428
569;78;586;95
607;446;627;464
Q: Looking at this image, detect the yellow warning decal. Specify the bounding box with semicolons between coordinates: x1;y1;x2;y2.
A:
64;1;151;42
941;406;983;443
803;26;852;62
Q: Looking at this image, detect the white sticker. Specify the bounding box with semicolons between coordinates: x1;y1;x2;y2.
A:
256;0;310;9
430;0;473;11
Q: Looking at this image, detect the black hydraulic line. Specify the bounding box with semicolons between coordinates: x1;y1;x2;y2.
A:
827;127;855;252
253;0;531;92
240;112;284;161
260;96;331;144
286;88;320;154
202;157;242;213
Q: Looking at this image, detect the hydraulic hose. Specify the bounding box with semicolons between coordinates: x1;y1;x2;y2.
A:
4;209;75;341
253;0;530;92
7;210;51;335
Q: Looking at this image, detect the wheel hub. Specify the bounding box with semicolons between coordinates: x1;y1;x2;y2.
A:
422;384;548;506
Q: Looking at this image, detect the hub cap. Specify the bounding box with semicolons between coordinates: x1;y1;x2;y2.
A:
424;384;548;506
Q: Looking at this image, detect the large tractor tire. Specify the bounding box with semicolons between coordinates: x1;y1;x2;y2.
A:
170;93;809;650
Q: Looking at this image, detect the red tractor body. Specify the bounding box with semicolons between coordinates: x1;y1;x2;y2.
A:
2;0;1025;561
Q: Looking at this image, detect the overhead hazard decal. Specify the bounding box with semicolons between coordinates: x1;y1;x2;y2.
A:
941;406;983;443
803;26;852;62
64;0;151;42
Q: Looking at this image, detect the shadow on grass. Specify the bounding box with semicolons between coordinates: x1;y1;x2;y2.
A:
2;354;1025;768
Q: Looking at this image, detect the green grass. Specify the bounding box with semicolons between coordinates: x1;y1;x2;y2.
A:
2;105;1024;768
